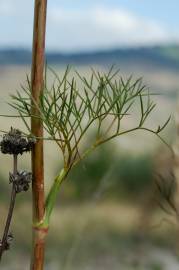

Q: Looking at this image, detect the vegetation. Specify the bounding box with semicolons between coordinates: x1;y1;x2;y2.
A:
0;30;173;266
0;66;166;258
68;144;153;201
0;0;174;269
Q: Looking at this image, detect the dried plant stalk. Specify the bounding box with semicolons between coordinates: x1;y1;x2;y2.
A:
30;1;47;269
173;102;179;213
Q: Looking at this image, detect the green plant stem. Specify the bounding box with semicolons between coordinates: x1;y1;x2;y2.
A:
43;168;68;227
32;168;67;230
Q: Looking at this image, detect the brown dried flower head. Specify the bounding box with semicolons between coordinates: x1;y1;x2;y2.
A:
0;127;36;155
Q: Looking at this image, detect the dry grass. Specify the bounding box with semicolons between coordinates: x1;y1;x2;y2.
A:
0;200;178;270
0;65;178;269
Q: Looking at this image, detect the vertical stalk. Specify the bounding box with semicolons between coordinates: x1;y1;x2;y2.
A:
30;0;47;269
0;155;17;260
173;101;179;255
174;104;179;212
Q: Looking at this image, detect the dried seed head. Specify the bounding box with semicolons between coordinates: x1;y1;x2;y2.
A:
0;128;36;155
5;233;13;250
0;233;13;251
9;171;32;193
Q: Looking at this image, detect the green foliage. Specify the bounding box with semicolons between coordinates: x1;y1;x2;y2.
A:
1;66;170;226
148;262;163;270
67;144;112;199
8;66;170;169
115;155;153;195
63;143;153;201
159;45;179;61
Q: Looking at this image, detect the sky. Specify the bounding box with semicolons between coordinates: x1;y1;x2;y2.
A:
0;0;178;52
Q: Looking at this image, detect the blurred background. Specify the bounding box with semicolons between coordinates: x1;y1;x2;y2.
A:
0;0;179;269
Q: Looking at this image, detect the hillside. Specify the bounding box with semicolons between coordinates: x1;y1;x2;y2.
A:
0;45;179;71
